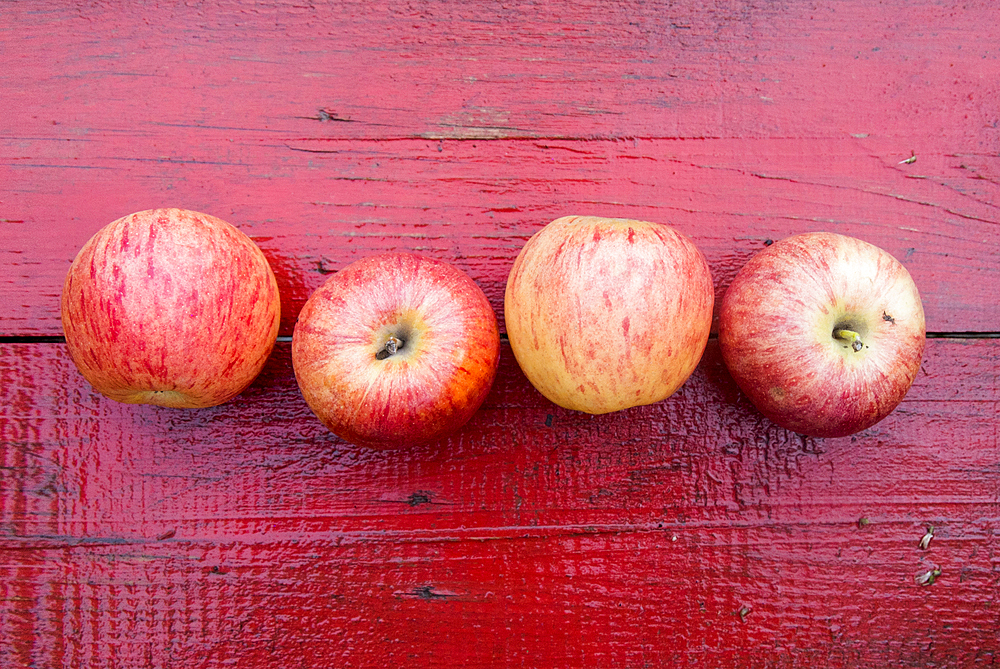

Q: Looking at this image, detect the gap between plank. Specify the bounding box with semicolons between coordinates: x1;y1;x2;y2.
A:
1;333;999;344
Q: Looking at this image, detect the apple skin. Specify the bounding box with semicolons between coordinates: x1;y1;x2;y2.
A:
718;231;926;438
291;252;501;448
504;216;715;414
60;208;281;408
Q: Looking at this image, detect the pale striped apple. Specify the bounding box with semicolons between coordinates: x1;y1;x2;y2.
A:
504;216;714;414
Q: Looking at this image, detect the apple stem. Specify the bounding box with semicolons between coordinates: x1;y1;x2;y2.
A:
376;335;404;360
833;328;864;352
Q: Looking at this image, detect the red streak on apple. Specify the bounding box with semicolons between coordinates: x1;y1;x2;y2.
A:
61;209;281;408
292;252;501;448
719;232;926;438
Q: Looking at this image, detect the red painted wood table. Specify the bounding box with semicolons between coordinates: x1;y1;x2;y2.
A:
2;2;998;667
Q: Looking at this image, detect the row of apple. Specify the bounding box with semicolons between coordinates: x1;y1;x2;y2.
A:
61;209;925;447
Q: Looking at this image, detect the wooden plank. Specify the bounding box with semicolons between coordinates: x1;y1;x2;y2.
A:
2;0;999;336
3;138;999;337
1;339;997;666
3;0;999;144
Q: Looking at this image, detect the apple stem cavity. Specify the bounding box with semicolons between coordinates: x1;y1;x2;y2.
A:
376;334;404;360
833;328;864;352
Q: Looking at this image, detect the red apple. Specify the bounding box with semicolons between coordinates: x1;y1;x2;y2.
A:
718;231;926;438
61;208;281;408
504;215;714;414
291;252;501;448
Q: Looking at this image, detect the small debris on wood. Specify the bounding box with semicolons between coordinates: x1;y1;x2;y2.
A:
857;517;871;529
919;525;934;550
898;152;916;164
738;606;751;622
915;567;942;586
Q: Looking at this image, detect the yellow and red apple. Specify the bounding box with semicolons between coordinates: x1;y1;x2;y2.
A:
292;252;501;448
719;232;925;438
504;215;715;414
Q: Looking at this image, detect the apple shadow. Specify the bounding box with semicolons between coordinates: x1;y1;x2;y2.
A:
255;244;320;339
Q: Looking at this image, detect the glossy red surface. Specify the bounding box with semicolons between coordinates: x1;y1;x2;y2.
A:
2;1;998;667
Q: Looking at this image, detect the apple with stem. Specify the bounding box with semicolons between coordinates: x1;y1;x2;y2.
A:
718;231;925;438
61;208;281;408
504;215;714;414
292;252;501;448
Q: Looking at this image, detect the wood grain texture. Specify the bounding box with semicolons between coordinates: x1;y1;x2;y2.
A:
1;339;998;667
4;0;999;143
3;137;999;336
2;0;999;666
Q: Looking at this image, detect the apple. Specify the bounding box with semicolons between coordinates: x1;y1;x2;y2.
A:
61;208;281;408
718;231;925;438
504;215;715;414
291;252;501;448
